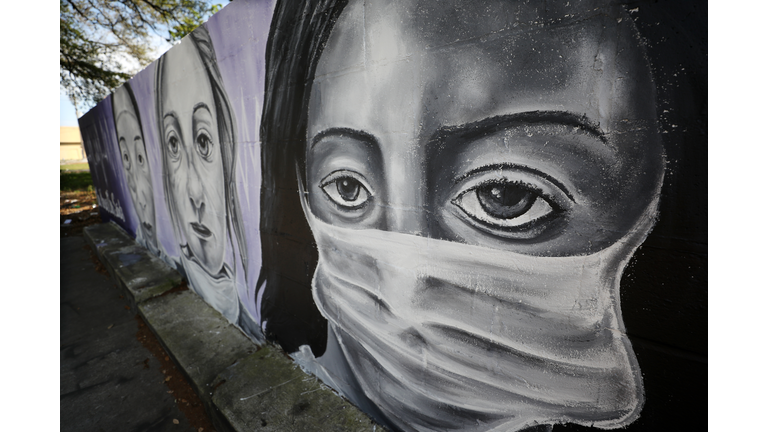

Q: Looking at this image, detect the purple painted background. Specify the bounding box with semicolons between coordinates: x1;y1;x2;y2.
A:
79;96;137;235
81;0;276;324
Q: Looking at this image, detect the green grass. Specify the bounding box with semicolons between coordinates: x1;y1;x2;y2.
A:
60;172;94;192
60;163;90;172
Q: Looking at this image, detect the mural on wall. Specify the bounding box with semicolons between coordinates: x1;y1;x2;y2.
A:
80;0;707;431
79;97;132;230
111;83;164;258
259;0;669;430
154;25;252;327
82;0;275;342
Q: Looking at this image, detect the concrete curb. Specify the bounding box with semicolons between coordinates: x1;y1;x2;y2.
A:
83;222;382;432
84;222;182;310
211;346;378;431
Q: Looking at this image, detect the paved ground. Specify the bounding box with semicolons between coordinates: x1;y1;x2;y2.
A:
60;235;195;432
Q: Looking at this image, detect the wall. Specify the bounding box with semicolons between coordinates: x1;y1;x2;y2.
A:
60;126;85;161
79;1;707;431
60;144;85;161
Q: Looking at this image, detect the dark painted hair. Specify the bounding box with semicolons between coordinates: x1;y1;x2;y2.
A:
155;24;248;275
256;0;706;364
258;0;349;354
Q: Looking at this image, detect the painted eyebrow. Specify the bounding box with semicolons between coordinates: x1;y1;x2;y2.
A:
310;127;379;149
193;102;212;115
429;110;607;145
162;111;178;123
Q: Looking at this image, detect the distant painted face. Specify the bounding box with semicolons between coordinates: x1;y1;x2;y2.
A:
160;39;227;275
114;86;156;246
307;0;664;256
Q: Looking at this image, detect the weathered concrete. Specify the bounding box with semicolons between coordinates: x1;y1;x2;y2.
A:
212;345;380;431
84;222;182;309
61;235;195;432
84;222;383;432
139;290;258;432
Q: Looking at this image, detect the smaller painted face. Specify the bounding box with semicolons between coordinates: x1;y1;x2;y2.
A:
114;86;156;246
160;39;227;275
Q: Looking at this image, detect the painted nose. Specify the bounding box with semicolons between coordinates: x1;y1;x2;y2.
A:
384;202;428;235
383;155;427;235
127;171;137;194
188;164;204;216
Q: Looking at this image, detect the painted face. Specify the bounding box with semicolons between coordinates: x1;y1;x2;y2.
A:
113;86;156;246
160;39;227;275
306;0;664;430
307;0;664;256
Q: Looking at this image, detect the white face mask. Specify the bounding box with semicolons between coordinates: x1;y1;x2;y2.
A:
304;196;655;432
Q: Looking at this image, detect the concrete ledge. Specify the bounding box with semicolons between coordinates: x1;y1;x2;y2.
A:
84;222;181;308
139;290;258;432
212;345;379;431
83;222;383;431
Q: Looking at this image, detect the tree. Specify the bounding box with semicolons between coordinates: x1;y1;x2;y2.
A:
60;0;224;112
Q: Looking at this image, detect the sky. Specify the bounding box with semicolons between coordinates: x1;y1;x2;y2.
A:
60;92;80;126
61;0;229;126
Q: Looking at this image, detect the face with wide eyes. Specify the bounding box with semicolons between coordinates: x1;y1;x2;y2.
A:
306;0;665;256
113;86;157;246
160;39;227;274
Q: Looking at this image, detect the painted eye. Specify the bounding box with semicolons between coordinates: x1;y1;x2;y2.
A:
196;131;212;158
122;151;131;170
320;170;373;210
137;153;144;165
167;134;180;156
452;181;557;231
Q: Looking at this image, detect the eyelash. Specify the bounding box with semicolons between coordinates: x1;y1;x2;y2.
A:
319;170;374;211
196;130;213;159
450;167;571;238
166;130;181;160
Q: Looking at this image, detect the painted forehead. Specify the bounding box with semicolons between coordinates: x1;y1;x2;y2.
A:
372;0;625;43
113;87;138;122
316;0;657;134
160;39;209;103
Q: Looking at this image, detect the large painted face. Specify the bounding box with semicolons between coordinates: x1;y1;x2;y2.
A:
307;0;663;254
306;0;664;430
113;86;156;246
160;39;227;275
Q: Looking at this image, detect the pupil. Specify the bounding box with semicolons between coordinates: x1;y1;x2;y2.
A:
337;178;361;202
477;183;536;219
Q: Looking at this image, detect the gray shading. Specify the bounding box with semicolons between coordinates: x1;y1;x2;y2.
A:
261;0;666;430
154;24;261;341
111;82;163;258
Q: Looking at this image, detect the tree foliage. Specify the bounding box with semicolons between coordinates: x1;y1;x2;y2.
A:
60;0;222;112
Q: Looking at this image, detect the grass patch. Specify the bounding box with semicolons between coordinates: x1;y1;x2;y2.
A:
61;172;94;192
60;163;90;172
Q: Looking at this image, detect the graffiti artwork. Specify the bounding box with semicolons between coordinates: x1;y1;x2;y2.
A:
80;0;707;430
80;96;130;228
155;26;251;326
112;83;161;256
